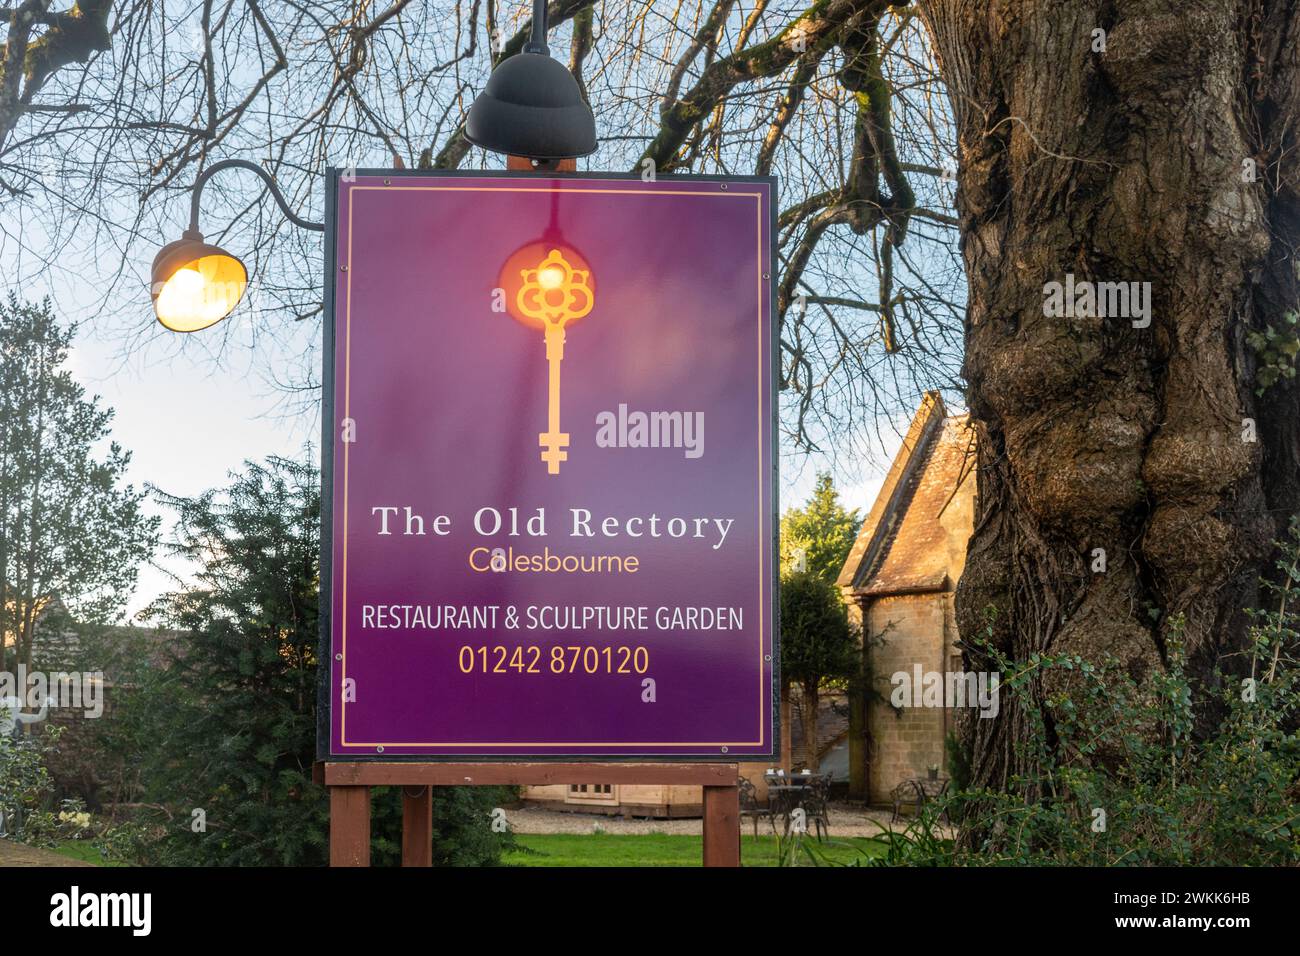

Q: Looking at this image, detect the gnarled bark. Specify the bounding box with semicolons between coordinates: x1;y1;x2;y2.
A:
921;0;1300;792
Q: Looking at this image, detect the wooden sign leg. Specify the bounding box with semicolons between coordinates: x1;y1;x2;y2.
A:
702;784;741;867
401;785;433;866
329;785;371;866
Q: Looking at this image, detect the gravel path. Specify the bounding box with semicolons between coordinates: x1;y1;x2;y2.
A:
0;839;92;867
509;801;912;838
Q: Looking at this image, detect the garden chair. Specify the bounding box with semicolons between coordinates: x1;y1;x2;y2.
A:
890;779;921;824
738;776;775;840
801;774;832;840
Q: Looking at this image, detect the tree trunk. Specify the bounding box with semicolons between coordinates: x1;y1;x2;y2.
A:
780;682;793;772
18;344;48;672
803;681;821;772
921;0;1300;793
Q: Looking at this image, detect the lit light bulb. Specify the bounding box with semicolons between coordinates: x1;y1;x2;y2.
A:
152;252;247;332
156;268;205;315
497;242;594;330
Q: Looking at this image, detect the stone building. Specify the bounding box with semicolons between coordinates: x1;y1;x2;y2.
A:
21;599;179;811
522;756;776;817
521;782;711;817
837;392;976;805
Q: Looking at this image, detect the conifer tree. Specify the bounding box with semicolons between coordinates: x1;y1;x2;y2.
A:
125;457;515;866
779;473;860;582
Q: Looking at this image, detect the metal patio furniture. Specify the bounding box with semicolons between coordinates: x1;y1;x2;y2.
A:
767;773;829;838
800;773;832;840
890;776;949;823
738;776;776;840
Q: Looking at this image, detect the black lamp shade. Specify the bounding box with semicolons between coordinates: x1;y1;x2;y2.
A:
466;52;597;160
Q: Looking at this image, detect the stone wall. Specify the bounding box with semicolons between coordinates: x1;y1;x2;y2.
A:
864;592;956;805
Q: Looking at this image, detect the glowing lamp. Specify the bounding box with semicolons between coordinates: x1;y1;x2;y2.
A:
497;240;595;330
150;232;248;333
150;159;322;334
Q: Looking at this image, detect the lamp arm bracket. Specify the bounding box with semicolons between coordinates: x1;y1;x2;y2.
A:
525;0;550;54
189;159;325;235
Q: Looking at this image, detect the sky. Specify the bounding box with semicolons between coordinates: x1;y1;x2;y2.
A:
4;169;909;624
23;182;905;621
62;310;321;617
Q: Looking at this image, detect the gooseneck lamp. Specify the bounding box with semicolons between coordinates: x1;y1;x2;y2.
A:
151;159;324;333
153;6;598;331
464;0;597;161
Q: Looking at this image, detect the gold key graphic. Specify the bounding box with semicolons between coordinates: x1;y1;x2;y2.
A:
515;249;594;474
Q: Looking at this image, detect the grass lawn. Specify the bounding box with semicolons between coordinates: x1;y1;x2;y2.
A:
46;834;885;868
504;832;885;867
50;840;129;866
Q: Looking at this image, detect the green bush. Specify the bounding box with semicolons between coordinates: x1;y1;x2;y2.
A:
0;725;63;845
876;523;1300;866
115;457;517;866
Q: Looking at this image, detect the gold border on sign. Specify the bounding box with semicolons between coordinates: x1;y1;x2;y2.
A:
336;182;771;750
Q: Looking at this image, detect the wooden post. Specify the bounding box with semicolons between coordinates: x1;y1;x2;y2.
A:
702;783;741;867
329;785;371;866
401;786;434;866
780;684;793;773
326;763;741;867
506;155;577;172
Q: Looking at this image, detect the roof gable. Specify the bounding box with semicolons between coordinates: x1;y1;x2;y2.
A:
837;392;974;596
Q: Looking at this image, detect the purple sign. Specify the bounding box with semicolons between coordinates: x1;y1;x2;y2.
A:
324;171;775;758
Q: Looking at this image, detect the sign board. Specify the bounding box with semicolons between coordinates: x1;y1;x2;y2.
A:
320;170;776;759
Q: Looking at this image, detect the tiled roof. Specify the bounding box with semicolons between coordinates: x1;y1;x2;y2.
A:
838;392;975;596
33;600;182;685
